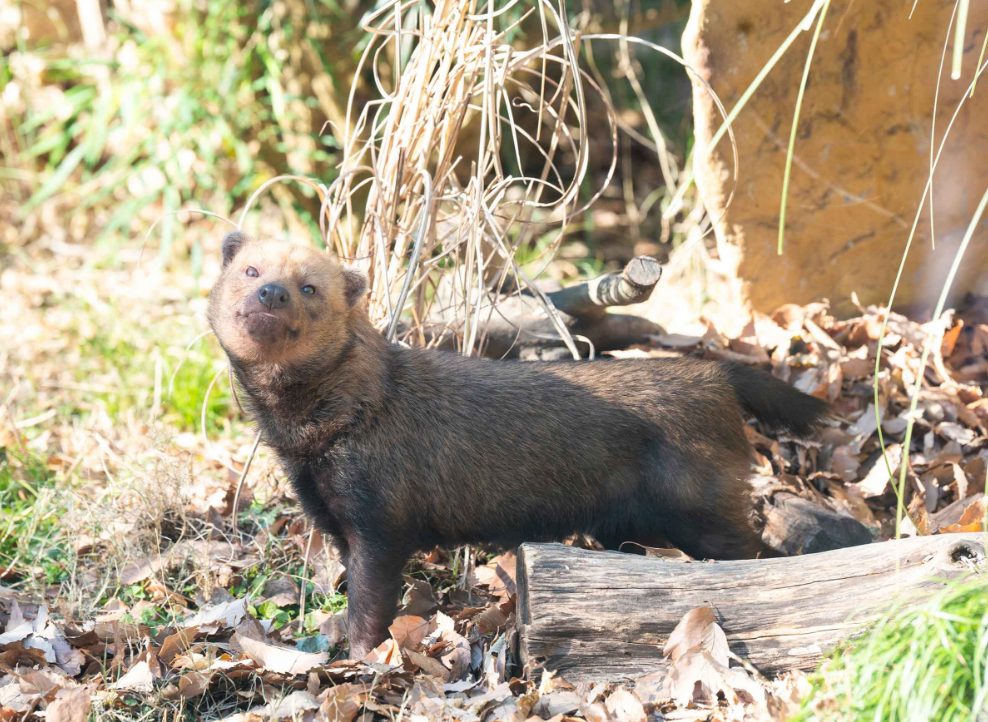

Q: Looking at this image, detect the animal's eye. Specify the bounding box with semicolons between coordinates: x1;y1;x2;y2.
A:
246;267;259;278
301;285;315;295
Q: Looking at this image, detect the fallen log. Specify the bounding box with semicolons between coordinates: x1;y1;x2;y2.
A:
516;534;987;682
424;256;665;359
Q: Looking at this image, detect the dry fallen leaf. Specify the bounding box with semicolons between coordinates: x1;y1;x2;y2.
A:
318;682;368;722
849;445;902;499
162;671;212;700
159;627;199;666
830;446;861;483
5;601;25;631
604;687;646;722
473;603;509;634
51;636;85;677
388;615;433;652
663;647;768;710
951;462;970;501
438;628;472;682
942;320;964;357
255;690;320;720
113;660;155;693
236;633;329;675
259;577;299;608
405;648;451;679
181;597;247;631
0;619;33;647
662;648;736;706
663;606;729;665
534;689;583;718
939;498;988;534
907;495;932;536
0;675;34;713
649;605;774;711
362;638;401;666
45;687;91;722
400;577;438;617
848;403;883;451
16;667;72;700
473;552;517;601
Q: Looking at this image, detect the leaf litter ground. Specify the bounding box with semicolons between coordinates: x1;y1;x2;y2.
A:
2;240;987;721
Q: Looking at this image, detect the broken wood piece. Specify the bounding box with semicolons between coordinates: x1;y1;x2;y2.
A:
543;256;662;318
516;533;986;682
760;492;873;556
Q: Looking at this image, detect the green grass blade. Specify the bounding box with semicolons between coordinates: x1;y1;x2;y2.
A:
971;25;988;96
778;0;831;256
23;143;87;212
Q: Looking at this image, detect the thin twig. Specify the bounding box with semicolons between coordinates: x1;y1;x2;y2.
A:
231;431;263;540
298;524;317;629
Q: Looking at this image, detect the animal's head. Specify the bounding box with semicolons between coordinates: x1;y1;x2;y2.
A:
207;232;367;367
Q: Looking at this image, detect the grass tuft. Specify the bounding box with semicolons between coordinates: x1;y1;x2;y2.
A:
0;447;71;585
799;573;988;722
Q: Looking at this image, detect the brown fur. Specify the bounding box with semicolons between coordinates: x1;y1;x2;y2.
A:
207;233;829;659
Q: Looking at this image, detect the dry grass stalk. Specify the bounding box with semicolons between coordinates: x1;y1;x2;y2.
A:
308;0;737;357
319;0;613;356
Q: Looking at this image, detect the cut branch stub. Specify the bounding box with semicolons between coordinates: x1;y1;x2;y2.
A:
545;256;662;318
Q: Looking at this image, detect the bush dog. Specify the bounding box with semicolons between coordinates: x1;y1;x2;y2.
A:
208;233;829;659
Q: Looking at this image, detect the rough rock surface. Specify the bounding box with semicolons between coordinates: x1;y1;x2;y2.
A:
683;0;988;316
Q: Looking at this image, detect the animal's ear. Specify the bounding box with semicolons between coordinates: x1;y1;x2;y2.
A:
221;231;248;267
342;268;368;308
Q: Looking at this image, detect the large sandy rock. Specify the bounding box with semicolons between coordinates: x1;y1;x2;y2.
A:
683;0;988;317
0;0;82;48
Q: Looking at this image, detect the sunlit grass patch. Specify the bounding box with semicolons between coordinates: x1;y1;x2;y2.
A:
65;303;233;433
162;343;232;435
8;0;347;264
0;446;72;585
798;572;988;722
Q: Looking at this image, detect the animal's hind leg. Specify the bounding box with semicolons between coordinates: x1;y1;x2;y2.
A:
662;510;780;560
593;530;638;553
656;467;782;560
594;525;675;555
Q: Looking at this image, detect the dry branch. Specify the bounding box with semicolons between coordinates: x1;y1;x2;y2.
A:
543;256;662;318
428;304;664;359
516;534;987;682
760;492;873;556
423;255;664;358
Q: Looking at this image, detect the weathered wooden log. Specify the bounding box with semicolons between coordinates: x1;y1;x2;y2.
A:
516;534;986;682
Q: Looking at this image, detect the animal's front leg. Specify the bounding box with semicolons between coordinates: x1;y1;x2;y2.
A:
344;539;408;660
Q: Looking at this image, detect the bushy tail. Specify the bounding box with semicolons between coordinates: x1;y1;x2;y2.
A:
721;361;831;437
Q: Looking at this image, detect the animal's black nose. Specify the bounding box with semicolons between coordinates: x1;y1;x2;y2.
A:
258;284;289;310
